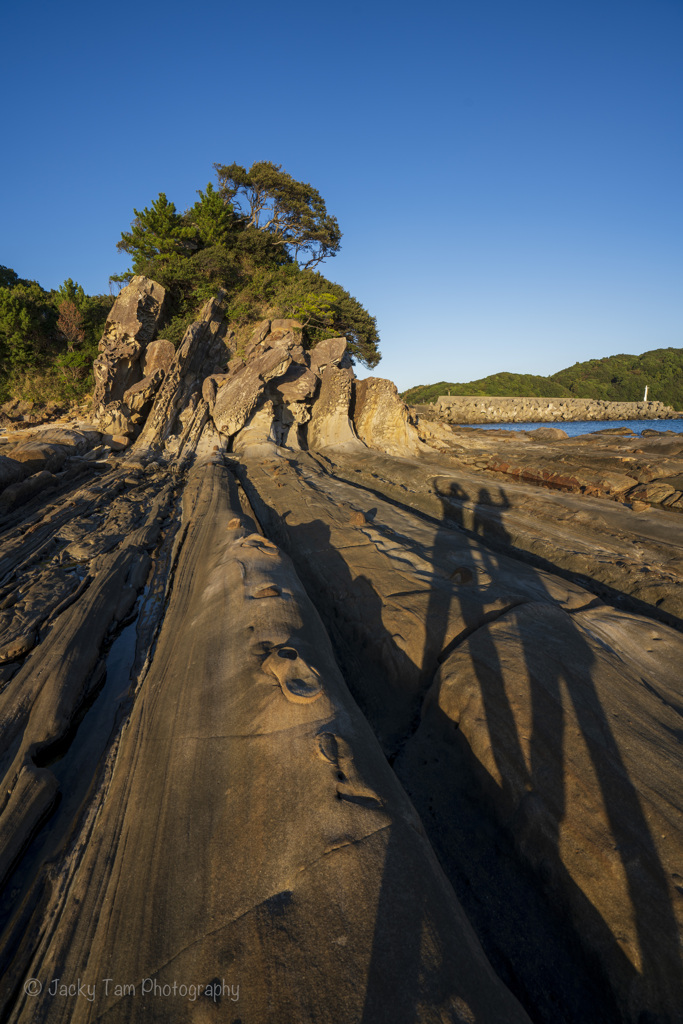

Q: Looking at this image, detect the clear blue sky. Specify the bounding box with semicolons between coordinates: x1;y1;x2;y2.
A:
2;0;681;392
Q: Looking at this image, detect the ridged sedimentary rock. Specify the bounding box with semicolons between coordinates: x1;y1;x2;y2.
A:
2;282;682;1024
238;445;683;1023
3;459;532;1024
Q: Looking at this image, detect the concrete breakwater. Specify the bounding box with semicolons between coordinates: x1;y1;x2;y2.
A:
425;395;680;424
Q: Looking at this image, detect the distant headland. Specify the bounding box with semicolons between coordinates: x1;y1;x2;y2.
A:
402;346;683;411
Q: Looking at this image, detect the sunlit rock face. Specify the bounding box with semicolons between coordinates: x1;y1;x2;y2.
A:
0;284;682;1024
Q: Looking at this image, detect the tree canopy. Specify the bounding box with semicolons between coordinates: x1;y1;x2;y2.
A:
213;161;342;268
0;268;113;402
115;193;199;278
112;162;379;367
0;161;379;406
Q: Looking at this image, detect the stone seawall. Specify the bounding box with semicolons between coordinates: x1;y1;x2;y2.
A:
424;395;680;424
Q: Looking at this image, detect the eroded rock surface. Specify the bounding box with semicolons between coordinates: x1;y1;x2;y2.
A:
1;282;681;1024
92;276;167;414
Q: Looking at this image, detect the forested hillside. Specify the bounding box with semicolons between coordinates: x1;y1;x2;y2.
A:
403;348;683;409
0;268;113;404
0;161;380;405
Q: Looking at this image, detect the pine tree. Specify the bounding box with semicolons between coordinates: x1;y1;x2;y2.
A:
190;182;233;247
115;193;198;277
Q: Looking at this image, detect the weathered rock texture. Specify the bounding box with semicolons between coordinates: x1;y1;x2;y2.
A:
92;276;167;412
0;282;681;1024
431;394;680;423
353;377;424;455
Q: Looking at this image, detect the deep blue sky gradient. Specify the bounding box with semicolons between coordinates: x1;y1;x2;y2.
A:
2;0;681;391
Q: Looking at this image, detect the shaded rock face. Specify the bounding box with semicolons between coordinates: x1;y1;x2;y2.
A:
1;281;682;1024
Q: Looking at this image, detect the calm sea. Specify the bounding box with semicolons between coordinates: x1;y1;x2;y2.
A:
458;419;683;438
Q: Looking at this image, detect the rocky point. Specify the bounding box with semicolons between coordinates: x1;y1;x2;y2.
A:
0;277;681;1024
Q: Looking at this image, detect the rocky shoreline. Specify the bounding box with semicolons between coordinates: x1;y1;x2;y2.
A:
0;277;681;1024
420;394;681;423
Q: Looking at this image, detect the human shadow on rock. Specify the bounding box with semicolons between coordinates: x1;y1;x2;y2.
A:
261;503;611;1022
408;481;683;1023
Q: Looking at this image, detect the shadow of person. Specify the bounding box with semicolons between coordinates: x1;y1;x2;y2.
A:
411;479;683;1021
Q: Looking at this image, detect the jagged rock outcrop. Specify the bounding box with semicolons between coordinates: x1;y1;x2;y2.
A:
1;282;681;1024
92;276;167;415
353;376;424;455
309;335;352;375
307;365;360;449
141;338;175;377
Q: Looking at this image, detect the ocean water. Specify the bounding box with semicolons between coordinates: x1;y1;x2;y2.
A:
456;419;683;438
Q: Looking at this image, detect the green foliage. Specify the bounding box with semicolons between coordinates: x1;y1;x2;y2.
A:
114;163;379;366
0;266;20;289
214;161;341;267
190;182;233;247
0;269;112;404
115;192;199;278
0;279;56;369
229;264;380;367
551;349;683;407
403;350;683;409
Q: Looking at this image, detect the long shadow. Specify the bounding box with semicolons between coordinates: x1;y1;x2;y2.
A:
421;481;683;1021
239;466;681;1022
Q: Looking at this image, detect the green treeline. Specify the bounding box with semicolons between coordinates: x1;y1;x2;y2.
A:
403;349;683;410
1;161;380;406
0;268;113;404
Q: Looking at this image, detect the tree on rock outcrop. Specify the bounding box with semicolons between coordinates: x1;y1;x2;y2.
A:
110;163;380;367
214;161;342;268
115;193;199;279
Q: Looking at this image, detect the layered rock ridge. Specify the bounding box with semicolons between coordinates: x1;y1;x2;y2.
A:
0;277;681;1024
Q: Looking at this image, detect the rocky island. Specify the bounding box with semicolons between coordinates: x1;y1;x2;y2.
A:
0;273;681;1024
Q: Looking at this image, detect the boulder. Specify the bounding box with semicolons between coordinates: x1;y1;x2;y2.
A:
141;339;175;377
211;345;292;438
93;276;167;412
527;427;569;442
123;369;165;414
352;377;423;455
273;364;319;404
97;403;135;438
627;481;678;504
309;336;351;377
307;366;360;449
